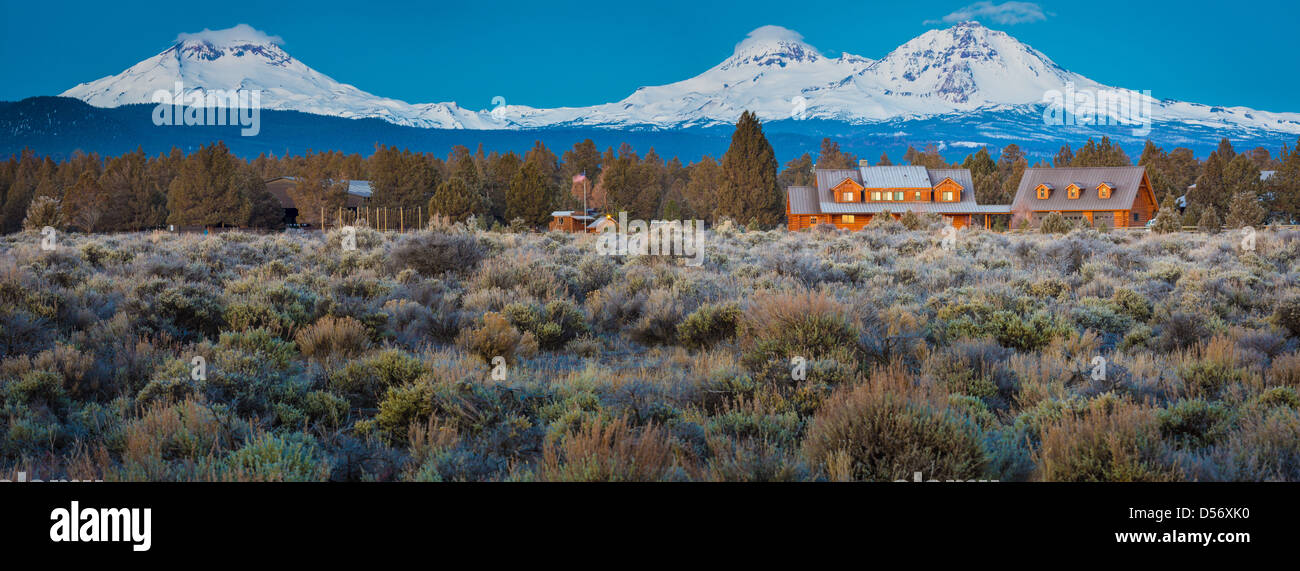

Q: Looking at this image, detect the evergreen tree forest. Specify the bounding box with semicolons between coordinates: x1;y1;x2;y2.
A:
2;114;1298;234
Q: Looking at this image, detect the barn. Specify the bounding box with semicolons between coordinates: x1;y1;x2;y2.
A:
1010;166;1158;229
265;176;371;226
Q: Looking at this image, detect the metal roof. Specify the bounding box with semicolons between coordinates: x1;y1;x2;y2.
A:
787;186;819;215
859;166;932;188
790;167;1010;216
276;176;371;197
1012;167;1148;212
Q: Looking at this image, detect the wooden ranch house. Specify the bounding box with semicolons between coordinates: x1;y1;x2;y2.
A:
786;165;1011;231
1010;166;1158;229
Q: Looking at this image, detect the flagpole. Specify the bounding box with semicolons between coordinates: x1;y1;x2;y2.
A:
583;171;588;215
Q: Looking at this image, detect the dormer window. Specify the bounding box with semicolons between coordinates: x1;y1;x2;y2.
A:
1098;183;1114;199
832;178;864;203
1066;184;1081;200
933;178;963;203
1036;183;1054;199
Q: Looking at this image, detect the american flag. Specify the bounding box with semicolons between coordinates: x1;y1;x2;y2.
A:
572;172;586;183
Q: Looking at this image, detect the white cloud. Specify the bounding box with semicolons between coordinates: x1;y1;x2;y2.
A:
175;24;283;46
924;2;1049;26
735;25;811;51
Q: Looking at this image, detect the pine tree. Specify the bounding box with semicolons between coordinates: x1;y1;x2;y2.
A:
484;151;522;221
1151;194;1183;233
241;169;283;229
430;176;482;221
717;111;782;227
63;171;109;232
778;153;814;188
1053;144;1074;167
816;138;856;169
1197;205;1221;233
685;156;723;221
1225;190;1265;229
292;151;349;225
22;195;63;232
506;159;555;227
1266;139;1300;223
1192;139;1236;211
877;152;893;166
963;147;999;204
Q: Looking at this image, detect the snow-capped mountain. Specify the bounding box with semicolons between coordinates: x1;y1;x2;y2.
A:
60;23;1300;136
507;26;876;128
61;24;502;129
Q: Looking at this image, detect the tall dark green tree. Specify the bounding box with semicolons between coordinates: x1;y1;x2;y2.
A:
507;158;556;227
429;176;483;222
717;111;782;227
167;143;244;226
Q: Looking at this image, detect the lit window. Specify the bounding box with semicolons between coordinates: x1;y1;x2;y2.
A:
843;191;854;201
895;191;904;201
1099;186;1111;199
1068;187;1080;199
810;216;819;225
914;191;922;200
882;192;891;201
842;215;855;224
943;191;953;201
871;191;881;201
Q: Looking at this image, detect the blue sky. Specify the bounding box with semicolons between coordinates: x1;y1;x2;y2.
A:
1;0;1296;112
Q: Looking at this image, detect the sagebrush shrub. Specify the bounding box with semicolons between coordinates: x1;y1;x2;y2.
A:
803;368;987;481
295;315;370;362
1035;395;1180;482
457;312;538;364
743;290;859;362
1272;293;1300;338
389;231;485;277
677;302;742;350
539;416;674;482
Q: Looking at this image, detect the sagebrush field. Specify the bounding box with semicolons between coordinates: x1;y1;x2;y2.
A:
2;219;1299;481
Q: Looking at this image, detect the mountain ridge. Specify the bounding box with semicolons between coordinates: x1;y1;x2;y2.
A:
58;22;1300;136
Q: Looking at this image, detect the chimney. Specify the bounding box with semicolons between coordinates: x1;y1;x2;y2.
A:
859;159;870;167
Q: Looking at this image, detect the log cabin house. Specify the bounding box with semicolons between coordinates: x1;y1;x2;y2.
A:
1010;166;1158;229
549;209;615;233
786;165;1011;231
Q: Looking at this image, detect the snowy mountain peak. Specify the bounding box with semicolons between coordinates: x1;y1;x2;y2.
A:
723;26;824;69
867;20;1079;104
166;38;292;67
57;23;1300;136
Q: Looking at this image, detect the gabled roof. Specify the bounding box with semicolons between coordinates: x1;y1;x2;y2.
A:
793;167;1011;215
1013;167;1149;211
860;166;931;188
